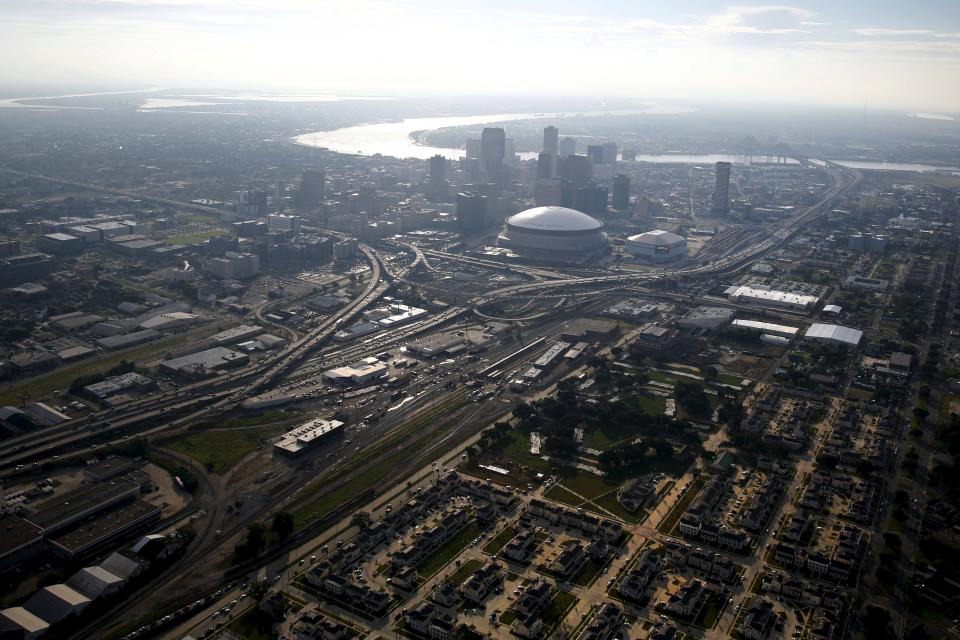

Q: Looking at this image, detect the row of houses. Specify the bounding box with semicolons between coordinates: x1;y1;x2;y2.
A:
510;580;553;639
666;541;738;582
578;603;625;640
772;524;865;585
738;474;786;534
527;499;623;543
390;508;470;569
304;566;392;617
291;606;354;640
406;602;458;640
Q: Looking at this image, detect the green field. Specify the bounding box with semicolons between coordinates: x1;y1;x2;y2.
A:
167;229;227;245
482;526;516;556
658;475;706;534
165;425;287;473
593;491;644;524
545;484;583;507
541;591;578;630
444;558;483;586
417;523;483;579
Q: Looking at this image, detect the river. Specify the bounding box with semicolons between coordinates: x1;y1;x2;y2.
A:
293;110;959;173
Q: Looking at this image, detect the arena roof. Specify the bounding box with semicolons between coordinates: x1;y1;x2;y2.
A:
506;206;602;232
627;229;685;245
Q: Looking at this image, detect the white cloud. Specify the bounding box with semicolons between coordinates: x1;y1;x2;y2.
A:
852;28;933;36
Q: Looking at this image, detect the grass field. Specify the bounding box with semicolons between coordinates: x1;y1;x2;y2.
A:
165;425;287;473
593;491;644;524
658;475;706;534
444;558;483;586
483;526;516;556
545;484;583;507
417;523;483;579
167;229;227;245
541;590;578;631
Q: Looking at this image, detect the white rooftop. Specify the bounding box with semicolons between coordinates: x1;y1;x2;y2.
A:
628;229;686;245
804;323;863;346
506;206;602;232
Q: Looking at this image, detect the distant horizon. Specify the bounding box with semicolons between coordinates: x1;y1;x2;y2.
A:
1;1;958;112
0;84;958;116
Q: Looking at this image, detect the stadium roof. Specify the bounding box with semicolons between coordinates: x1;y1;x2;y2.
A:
627;229;685;245
506;206;602;232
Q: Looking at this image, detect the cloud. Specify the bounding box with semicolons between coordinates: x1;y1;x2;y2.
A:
852;28;933;36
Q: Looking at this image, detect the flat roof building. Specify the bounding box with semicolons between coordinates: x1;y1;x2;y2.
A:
274;418;345;457
803;323;863;348
160;347;248;378
323;360;388;385
678;306;735;330
210;324;263;346
725;285;819;311
730;319;799;339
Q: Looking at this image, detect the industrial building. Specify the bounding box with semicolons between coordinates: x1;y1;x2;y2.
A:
84;373;155;400
210;324;263;346
95;329;160;351
724;285;819;312
323;358;389;385
406;333;467;358
625;230;688;263
803;323;863;348
532;342;570;371
497;206;608;260
138;312;198;331
678;306;735;330
333;321;380;342
730;319;799;339
159;347;249;378
274;418;345;457
37;233;83;256
364;303;428;329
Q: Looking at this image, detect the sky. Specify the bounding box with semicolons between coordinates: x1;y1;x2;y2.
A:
1;0;959;111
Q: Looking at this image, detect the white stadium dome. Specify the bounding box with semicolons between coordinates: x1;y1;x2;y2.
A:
498;206;608;255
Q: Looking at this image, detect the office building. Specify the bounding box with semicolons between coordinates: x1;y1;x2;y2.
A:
299;169;325;207
612;174;630;210
456;192;488;233
559;155;593;187
236;190;268;217
543;126;559;154
603;141;618;165
587;145;604;165
574;183;608;216
710;162;732;215
267;214;301;235
559;137;576;157
428;155;448;201
536;152;557;180
534;179;563;206
480;128;505;172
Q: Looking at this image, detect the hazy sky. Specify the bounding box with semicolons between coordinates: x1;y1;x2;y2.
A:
2;0;959;111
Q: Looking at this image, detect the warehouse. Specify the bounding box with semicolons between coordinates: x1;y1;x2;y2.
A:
0;606;49;639
333;321;379;342
725;285;819;312
160;347;248;378
138;312;198;331
95;329;161;351
37;233;83;256
406;333;465;358
47;499;162;559
678;306;735;330
625;229;687;263
730;319;799;339
210;324;263;346
323;359;388;385
84;373;155;400
803;323;863;348
274;418;345;457
24;584;90;623
533;341;570;371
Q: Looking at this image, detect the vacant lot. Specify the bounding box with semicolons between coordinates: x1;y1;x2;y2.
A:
166;425;287;473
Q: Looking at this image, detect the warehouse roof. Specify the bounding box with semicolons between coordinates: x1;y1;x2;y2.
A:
803;323;863;346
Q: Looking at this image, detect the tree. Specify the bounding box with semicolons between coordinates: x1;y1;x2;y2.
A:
513;402;535;421
271;511;294;541
700;365;719;382
351;511;373;531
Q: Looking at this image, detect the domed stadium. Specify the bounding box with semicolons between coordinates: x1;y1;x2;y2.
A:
497;206;608;258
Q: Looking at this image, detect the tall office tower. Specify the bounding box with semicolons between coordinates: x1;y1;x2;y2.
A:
621;149;637;162
428;155;448;202
586;145;605;165
534;179;563;206
710;161;732;215
602;142;618;165
559;137;576;157
429;155;445;183
558;154;593;188
537;152;557;180
574;183;608;216
543;126;559;155
300;169;326;207
480;127;506;172
456;192;488;233
612;174;631;210
236;190;268;217
465;138;482;159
